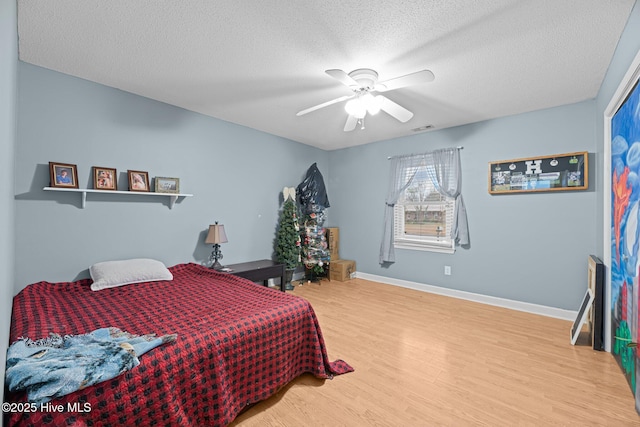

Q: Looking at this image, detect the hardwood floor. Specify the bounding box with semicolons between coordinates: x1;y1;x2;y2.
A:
231;278;640;426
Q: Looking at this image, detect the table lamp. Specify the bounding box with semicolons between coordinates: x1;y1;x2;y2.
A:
205;221;228;270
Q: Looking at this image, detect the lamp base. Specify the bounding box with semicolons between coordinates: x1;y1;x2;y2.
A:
209;243;224;270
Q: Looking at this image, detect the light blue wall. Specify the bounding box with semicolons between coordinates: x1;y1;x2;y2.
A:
328;101;597;311
14;62;328;290
1;0;17;408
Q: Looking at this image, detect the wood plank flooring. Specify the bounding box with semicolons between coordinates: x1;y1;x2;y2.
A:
231;278;640;426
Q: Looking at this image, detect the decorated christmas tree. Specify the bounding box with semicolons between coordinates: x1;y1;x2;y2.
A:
275;188;300;290
301;211;330;279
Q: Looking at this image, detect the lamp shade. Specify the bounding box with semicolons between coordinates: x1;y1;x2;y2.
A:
205;223;228;244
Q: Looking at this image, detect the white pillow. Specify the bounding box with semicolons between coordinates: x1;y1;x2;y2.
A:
89;258;173;291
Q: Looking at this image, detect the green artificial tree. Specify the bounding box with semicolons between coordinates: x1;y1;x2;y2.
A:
275;190;301;290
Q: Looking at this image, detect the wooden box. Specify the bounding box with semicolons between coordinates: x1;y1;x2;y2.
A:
326;227;340;260
329;259;355;282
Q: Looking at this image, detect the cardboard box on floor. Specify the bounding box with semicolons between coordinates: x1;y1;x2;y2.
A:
330;259;356;282
325;227;339;261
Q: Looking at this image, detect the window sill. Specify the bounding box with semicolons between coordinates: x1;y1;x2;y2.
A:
394;241;455;254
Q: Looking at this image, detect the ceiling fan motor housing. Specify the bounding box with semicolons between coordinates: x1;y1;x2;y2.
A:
348;68;379;90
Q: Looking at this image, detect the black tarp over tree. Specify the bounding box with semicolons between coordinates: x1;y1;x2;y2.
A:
297;163;331;279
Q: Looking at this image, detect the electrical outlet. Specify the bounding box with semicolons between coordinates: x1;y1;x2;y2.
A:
444;265;451;276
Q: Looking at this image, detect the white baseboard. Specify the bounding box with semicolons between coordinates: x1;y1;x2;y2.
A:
355;272;577;321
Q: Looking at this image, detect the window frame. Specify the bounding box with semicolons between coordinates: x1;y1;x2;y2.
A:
393;164;456;254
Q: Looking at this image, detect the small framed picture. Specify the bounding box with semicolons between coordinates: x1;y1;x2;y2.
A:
570;288;595;345
93;167;117;191
155;177;180;194
49;162;78;189
127;170;150;192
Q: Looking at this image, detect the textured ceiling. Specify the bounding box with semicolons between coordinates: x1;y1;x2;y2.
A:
17;0;635;151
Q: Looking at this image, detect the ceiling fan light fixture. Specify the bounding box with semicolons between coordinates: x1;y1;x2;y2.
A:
345;98;366;118
365;94;383;115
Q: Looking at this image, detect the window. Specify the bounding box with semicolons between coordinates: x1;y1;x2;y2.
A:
380;148;467;264
393;164;455;253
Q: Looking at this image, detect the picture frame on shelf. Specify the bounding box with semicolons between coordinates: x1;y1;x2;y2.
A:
127;170;150;192
155;177;180;194
93;166;117;191
49;162;78;189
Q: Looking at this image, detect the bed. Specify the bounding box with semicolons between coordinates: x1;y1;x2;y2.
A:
5;262;352;426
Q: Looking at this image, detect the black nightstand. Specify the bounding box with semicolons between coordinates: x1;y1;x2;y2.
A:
224;259;286;292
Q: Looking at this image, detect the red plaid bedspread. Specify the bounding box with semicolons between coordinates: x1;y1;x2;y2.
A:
6;263;352;426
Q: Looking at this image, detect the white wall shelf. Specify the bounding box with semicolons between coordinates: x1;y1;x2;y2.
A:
43;187;193;209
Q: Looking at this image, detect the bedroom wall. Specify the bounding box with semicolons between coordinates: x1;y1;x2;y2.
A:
327;100;597;312
14;62;328;291
1;0;17;409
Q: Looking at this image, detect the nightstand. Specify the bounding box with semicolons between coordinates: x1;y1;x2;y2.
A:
224;259;286;292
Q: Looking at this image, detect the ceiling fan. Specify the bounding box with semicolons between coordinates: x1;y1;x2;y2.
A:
296;68;434;131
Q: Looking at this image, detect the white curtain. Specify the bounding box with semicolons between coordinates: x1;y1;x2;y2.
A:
378;155;423;264
379;148;469;264
427;148;469;246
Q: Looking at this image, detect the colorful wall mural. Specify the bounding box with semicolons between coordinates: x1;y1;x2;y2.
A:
611;77;640;413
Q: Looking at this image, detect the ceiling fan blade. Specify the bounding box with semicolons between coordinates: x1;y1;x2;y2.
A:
326;69;361;89
375;70;435;92
343;115;358;132
379;96;414;123
296;95;354;116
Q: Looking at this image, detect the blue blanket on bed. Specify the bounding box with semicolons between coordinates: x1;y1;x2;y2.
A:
5;327;177;404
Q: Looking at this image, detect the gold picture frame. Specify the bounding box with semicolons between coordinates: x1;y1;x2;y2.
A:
489;151;588;194
155;177;180;194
